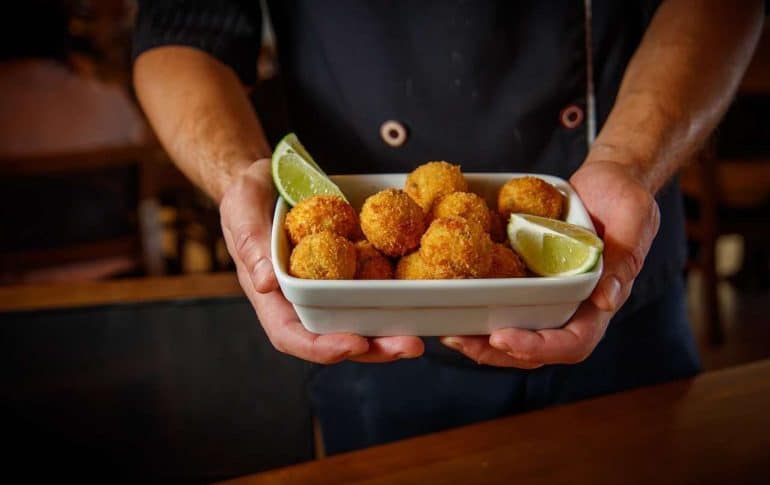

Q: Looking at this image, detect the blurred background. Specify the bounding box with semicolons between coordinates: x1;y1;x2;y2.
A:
0;1;769;483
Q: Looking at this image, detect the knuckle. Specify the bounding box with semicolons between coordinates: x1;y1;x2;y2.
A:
566;349;591;364
619;247;644;281
629;245;645;275
648;198;661;232
633;186;661;237
234;230;263;267
262;327;289;355
511;350;536;363
626;183;653;210
475;347;495;366
317;354;343;365
271;338;289;356
220;178;247;213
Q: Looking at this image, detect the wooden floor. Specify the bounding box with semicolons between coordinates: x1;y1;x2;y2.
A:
688;271;770;371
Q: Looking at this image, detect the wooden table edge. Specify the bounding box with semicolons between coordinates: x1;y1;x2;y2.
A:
215;359;770;485
0;272;243;312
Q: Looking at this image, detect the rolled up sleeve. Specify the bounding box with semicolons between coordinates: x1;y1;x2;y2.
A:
132;0;262;84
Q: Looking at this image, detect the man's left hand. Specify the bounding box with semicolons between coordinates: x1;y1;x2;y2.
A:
440;160;660;368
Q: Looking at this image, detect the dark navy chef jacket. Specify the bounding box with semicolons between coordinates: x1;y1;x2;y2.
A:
134;0;685;320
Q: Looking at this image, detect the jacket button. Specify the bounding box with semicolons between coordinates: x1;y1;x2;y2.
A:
560;104;584;129
380;120;408;147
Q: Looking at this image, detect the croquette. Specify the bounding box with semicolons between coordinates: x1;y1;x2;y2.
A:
360;189;426;257
430;192;491;232
394;251;455;280
419;217;493;278
355;240;394;279
488;209;508;243
497;176;564;220
486;243;527;278
289;231;357;280
405;161;468;212
284;195;358;246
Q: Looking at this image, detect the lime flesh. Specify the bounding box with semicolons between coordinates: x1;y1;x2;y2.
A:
271;133;346;206
272;133;326;175
507;214;603;276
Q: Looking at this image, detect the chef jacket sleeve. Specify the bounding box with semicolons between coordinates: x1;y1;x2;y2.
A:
132;0;262;85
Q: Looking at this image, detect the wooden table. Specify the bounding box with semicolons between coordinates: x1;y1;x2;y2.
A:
0;272;242;312
220;359;770;485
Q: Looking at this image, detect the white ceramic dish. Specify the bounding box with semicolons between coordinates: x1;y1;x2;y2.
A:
271;173;602;336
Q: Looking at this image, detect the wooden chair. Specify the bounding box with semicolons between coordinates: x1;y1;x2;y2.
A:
681;154;770;345
681;24;770;346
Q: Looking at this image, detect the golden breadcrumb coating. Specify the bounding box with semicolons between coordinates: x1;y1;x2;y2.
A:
360;189;426;257
486;243;527;278
404;161;468;212
284;195;358;246
394;251;455;280
419;217;493;278
488;209;508;243
289;231;357;279
497;176;564;220
355;240;394;279
430;192;491;232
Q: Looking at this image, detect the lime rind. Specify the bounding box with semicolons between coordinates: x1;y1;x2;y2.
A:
273;133;326;175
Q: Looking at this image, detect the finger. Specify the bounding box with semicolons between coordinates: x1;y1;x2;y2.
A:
256;287;370;364
591;240;640;312
349;336;425;363
233;257;369;364
489;300;611;365
441;336;543;369
220;163;279;295
592;190;659;312
223;225;278;294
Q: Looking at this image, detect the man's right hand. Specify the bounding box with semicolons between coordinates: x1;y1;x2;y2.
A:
220;159;425;364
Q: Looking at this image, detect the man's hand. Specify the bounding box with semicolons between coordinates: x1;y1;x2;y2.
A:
220;159;425;364
437;0;764;367
440;161;660;368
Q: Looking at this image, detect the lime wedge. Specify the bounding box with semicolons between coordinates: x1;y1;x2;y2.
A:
271;133;346;206
273;132;326;175
507;214;603;276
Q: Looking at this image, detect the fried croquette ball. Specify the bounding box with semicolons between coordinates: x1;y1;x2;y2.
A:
284;195;358;246
395;252;455;280
355;241;394;279
289;232;357;280
486;243;527;278
419;217;493;278
395;252;427;280
405;161;468;212
488;210;508;243
430;192;491;232
497;176;564;220
360;189;426;257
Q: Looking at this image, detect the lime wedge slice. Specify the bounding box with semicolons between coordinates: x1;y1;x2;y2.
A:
271;134;346;206
273;132;326;175
507;214;603;276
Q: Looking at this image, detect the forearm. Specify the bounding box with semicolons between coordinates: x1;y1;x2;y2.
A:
133;46;272;201
585;0;764;193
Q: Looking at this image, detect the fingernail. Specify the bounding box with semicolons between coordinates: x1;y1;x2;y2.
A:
603;275;621;310
489;335;511;353
395;351;420;359
252;257;274;291
506;351;535;362
441;337;464;352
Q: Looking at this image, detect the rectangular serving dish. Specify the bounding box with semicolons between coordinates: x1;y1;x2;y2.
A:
271;173;602;336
